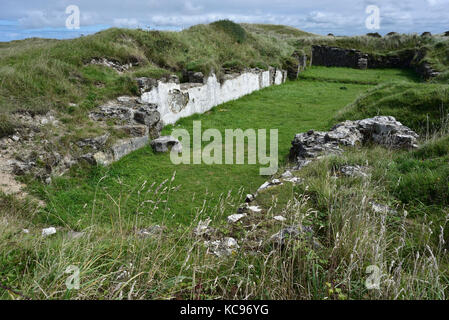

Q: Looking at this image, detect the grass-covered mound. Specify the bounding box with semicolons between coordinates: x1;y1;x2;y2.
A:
335;82;449;134
0;21;299;116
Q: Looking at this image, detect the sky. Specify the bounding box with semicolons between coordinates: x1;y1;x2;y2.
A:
1;0;449;42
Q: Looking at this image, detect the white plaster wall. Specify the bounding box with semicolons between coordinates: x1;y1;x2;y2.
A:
141;69;286;125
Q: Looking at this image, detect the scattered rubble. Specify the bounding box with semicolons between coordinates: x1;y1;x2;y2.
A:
205;237;239;257
88;58;137;73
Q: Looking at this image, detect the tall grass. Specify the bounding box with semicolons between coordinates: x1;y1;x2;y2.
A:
2;141;448;299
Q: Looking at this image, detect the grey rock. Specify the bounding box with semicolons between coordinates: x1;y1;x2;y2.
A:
257;179;283;192
76;133;110;150
11;160;35;175
133;105;160;127
89;58;135;73
290;116;418;166
340;165;369;178
115;125;148;137
42;227;57;237
270;225;318;248
136;77;158;94
150;136;182;153
245;194;255;203
358;58;368;70
111;136;149;161
80;153;96;165
227;213;246;223
185;71;205;83
205;237;239;257
149;121;163;139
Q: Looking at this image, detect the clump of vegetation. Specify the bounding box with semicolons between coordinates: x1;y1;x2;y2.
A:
0;113;15;138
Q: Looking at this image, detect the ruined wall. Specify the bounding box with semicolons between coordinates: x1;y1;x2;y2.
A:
311;45;368;69
311;45;440;79
139;68;287;125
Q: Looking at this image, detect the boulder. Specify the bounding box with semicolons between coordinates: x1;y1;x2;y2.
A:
421;32;432;37
290;116;419;167
150;136;182;153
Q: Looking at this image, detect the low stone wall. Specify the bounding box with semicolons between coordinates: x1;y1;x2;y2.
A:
311;45;440;79
311;45;368;69
139;68;287;125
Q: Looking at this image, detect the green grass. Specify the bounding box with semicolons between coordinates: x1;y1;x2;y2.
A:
335;81;449;134
387;135;449;206
27;67;417;230
299;66;421;85
3;66;449;300
0;23;298;115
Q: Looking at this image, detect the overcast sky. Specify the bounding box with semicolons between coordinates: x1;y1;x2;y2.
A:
1;0;449;41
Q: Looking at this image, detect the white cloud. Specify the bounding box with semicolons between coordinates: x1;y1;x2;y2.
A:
2;0;449;40
113;18;140;28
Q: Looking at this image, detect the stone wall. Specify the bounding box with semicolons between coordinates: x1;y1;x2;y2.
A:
311;45;440;79
139;68;287;125
311;45;368;69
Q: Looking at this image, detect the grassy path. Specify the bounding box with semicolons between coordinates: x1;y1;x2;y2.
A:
32;67;418;228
